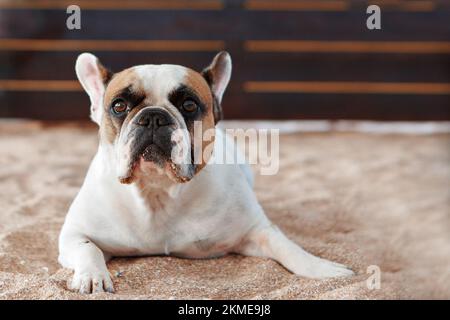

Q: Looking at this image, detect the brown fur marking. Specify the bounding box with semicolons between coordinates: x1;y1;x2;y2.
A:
100;68;142;144
184;69;216;172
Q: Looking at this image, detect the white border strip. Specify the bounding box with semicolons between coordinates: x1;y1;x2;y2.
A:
219;120;450;134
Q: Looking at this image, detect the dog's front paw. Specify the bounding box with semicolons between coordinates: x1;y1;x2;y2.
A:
70;268;115;294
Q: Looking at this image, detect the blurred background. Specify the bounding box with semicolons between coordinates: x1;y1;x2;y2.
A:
0;0;449;121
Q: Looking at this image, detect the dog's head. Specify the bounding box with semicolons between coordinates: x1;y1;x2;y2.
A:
75;52;231;184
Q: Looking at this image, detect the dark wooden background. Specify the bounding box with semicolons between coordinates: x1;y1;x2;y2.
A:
0;0;449;121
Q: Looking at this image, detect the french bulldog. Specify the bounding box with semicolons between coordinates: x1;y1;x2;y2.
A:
58;52;353;294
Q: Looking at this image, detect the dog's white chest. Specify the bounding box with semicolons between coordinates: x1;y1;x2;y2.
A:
84;179;245;258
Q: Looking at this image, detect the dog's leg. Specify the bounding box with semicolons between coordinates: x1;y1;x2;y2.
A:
59;233;114;294
236;223;354;279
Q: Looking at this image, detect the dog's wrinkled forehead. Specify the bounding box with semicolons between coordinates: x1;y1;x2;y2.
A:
105;64;211;108
134;64;187;100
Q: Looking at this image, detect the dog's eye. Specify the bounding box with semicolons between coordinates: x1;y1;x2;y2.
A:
181;99;198;113
111;99;128;115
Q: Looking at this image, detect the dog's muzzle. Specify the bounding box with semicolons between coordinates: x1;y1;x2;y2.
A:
117;107;193;184
130;108;175;165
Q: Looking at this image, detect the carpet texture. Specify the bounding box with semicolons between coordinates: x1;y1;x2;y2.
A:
0;121;449;299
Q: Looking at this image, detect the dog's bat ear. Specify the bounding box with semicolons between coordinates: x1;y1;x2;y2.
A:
75;53;113;125
201;51;232;123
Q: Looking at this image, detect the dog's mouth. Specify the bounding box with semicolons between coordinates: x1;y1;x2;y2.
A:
141;143;166;165
118;142;168;183
118;142;194;185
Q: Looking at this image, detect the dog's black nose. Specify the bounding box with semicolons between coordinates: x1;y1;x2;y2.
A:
135;109;171;129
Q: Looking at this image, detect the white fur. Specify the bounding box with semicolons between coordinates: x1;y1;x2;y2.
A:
208;52;231;104
135;64;187;102
59;57;353;294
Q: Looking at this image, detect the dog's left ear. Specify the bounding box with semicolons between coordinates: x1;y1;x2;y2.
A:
201;51;232;123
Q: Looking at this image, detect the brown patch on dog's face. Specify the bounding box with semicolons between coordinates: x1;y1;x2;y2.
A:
100;68;146;144
180;69;216;172
201;68;223;123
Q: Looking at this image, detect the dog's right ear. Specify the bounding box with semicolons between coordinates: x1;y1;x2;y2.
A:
201;51;232;124
75;53;113;125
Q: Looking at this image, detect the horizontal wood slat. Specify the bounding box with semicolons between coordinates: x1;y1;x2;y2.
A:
244;81;450;94
0;40;225;51
244;0;349;11
0;80;81;91
0;0;223;10
244;0;438;12
245;41;450;54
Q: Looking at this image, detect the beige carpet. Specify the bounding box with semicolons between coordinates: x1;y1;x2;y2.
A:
0;121;449;299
